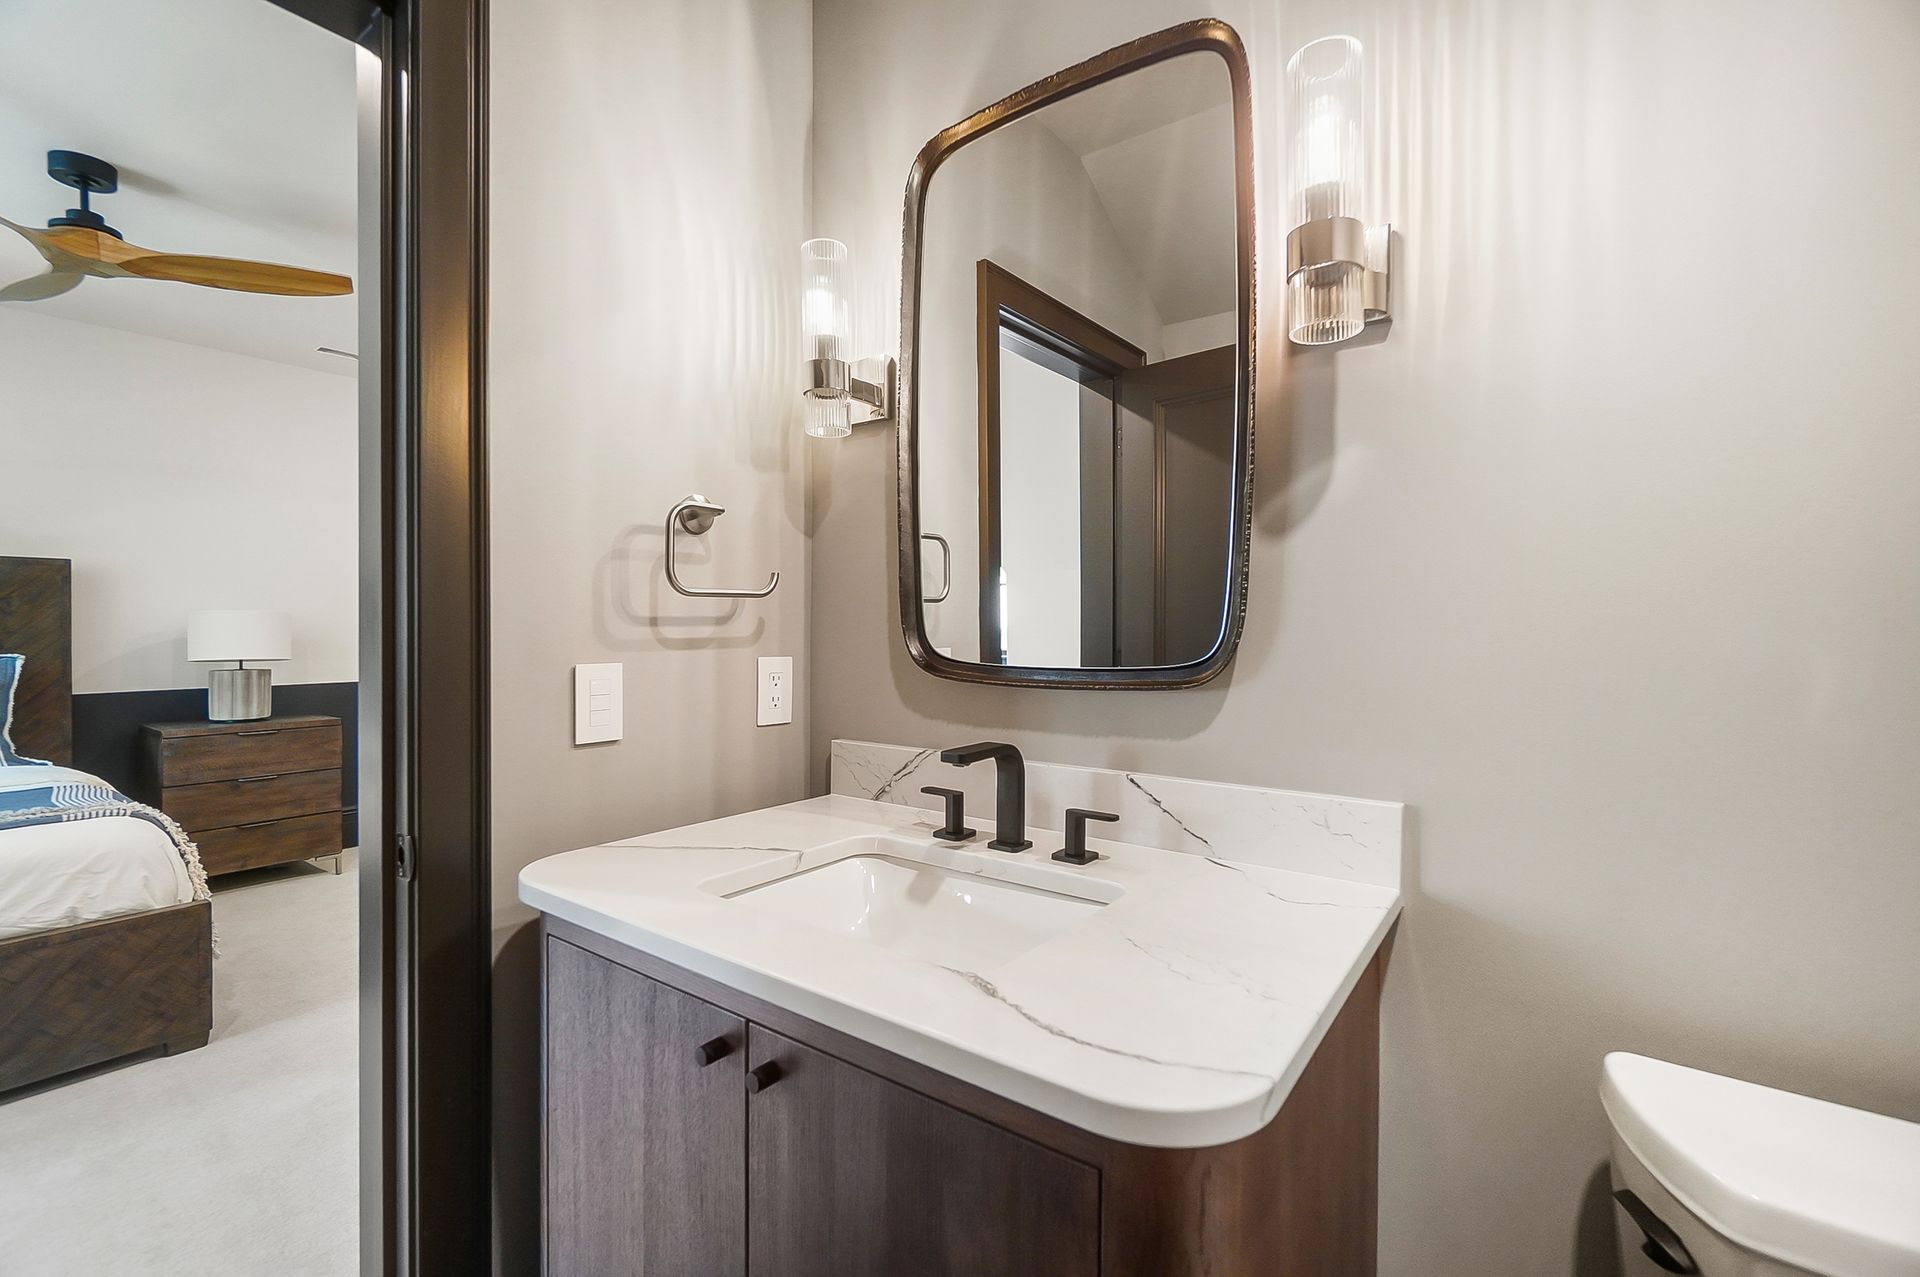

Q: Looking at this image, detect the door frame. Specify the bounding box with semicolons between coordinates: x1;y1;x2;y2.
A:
268;0;491;1272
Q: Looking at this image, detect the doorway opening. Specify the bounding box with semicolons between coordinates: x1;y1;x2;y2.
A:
0;0;490;1271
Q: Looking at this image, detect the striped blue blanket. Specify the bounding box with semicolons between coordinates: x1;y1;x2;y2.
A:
0;765;211;901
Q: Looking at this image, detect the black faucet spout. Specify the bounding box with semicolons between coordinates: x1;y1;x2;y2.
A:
939;742;1031;852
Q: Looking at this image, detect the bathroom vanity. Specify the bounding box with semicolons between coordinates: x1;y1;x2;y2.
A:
523;742;1403;1275
522;27;1402;1270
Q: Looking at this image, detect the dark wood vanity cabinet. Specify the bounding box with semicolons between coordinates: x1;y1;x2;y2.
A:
543;918;1382;1277
745;1025;1099;1277
545;936;1096;1277
545;938;748;1274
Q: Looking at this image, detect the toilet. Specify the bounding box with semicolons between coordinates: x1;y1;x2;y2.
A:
1602;1052;1920;1277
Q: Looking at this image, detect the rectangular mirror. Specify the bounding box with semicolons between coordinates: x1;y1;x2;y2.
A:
898;20;1255;689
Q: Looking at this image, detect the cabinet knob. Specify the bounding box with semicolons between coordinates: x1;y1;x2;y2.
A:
694;1036;733;1067
745;1061;782;1094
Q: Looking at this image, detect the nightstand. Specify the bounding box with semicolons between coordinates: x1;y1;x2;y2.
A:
141;714;346;876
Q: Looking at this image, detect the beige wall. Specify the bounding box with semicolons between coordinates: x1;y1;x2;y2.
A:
487;0;813;1265
809;1;1920;1274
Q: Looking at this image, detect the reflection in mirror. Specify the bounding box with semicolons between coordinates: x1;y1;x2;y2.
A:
910;41;1247;682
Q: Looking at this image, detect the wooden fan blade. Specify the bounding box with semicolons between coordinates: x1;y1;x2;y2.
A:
6;214;350;296
118;253;353;296
44;226;148;265
6;214;120;257
3;217;142;271
1;215;58;262
0;270;85;302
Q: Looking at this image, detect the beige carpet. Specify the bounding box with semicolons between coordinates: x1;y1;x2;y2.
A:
0;857;359;1275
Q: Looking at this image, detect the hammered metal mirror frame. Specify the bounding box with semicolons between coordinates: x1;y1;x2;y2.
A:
895;19;1257;689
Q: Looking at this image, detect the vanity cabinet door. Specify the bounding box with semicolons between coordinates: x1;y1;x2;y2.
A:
744;1025;1099;1277
545;938;748;1276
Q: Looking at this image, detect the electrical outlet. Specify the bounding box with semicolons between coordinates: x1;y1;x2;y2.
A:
757;656;793;727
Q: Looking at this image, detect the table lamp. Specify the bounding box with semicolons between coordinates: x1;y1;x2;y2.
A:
188;610;292;721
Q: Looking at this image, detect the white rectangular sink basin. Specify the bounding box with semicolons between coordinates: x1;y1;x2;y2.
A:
727;853;1105;969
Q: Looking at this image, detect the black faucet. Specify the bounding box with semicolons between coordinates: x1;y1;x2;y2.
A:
939;742;1031;852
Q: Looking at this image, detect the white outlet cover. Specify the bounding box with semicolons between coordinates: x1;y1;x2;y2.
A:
574;662;623;745
757;655;794;727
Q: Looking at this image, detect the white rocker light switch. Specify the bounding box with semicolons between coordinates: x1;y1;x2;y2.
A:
573;662;623;745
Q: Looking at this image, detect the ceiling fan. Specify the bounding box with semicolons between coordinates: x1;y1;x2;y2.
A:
0;150;352;303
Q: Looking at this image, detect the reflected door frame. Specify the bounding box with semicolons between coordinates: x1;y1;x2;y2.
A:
1115;345;1238;665
975;259;1144;665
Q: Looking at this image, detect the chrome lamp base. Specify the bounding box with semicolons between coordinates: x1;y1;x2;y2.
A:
207;667;273;721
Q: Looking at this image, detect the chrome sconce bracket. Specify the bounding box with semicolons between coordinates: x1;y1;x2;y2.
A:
1361;223;1391;324
1284;217;1392;343
805;355;895;424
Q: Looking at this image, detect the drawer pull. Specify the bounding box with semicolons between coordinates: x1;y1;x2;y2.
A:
694;1036;733;1068
745;1062;782;1094
236;774;281;784
235;729;280;737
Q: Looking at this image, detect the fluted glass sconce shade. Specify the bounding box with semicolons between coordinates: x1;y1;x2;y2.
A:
797;236;892;434
804;395;852;439
1289;36;1364;224
1287;36;1367;345
801;237;851;376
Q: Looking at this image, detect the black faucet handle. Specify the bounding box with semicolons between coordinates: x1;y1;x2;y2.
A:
1053;808;1118;865
920;786;976;842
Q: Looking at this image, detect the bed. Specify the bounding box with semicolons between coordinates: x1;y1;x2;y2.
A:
0;556;213;1094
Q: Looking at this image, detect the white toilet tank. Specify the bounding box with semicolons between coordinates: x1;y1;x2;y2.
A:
1601;1053;1920;1277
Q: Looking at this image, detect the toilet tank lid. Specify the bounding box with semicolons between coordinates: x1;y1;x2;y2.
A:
1601;1053;1920;1277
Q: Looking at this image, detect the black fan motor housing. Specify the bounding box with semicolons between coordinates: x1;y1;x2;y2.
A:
44;150;122;238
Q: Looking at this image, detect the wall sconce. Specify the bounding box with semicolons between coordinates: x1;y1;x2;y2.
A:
801;237;893;435
1285;36;1391;345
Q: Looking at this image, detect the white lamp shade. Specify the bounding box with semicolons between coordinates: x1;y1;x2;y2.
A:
188;610;293;663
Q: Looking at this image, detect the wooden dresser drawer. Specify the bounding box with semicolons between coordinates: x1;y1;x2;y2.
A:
163;769;342;833
193;812;342;876
157;723;342;787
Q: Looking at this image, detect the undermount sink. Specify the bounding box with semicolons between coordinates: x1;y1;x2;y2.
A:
723;849;1108;969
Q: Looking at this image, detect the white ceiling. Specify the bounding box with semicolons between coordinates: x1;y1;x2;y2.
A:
0;0;359;376
1036;52;1231;157
1033;53;1238;327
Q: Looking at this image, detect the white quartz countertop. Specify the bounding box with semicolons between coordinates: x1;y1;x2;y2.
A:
519;790;1401;1148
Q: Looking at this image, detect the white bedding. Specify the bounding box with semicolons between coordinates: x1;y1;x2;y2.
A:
0;765;196;941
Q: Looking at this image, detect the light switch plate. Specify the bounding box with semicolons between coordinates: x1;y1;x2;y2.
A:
757;655;793;727
573;662;623;745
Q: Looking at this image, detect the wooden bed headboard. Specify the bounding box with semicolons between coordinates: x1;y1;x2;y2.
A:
0;556;73;766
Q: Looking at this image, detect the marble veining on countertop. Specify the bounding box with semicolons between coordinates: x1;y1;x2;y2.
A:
831;739;1404;889
520;749;1404;1148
